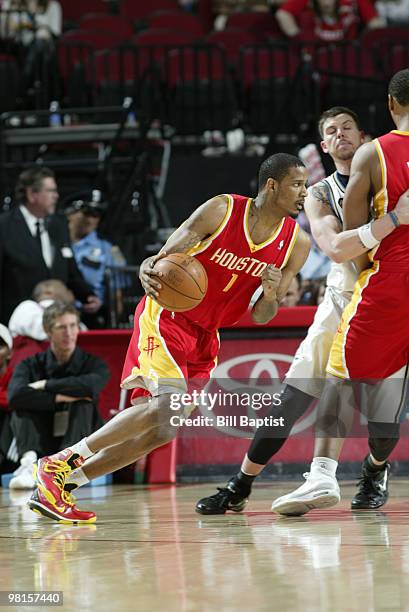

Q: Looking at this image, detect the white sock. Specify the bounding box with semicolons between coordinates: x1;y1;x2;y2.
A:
69;439;94;461
311;457;338;477
65;467;89;490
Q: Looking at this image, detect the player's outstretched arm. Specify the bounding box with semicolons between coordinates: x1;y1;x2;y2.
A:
306;160;409;266
251;229;311;324
139;195;229;298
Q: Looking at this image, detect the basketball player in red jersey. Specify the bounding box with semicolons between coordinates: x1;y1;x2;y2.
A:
27;153;311;523
322;69;409;506
328;70;409;380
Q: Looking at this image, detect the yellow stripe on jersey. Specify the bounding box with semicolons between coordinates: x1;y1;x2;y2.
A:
126;297;186;394
187;194;234;257
327;262;380;379
391;130;409;136
243;198;285;252
280;223;299;270
373;139;388;219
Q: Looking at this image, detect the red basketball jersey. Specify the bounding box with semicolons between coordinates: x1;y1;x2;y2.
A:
181;194;300;330
373;131;409;263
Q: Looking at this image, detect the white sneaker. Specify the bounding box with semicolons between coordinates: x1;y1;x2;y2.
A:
9;451;37;490
271;472;341;516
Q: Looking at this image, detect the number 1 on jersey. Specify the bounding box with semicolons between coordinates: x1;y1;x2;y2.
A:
223;273;238;292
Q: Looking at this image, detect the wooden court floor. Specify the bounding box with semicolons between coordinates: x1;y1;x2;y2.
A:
1;480;409;612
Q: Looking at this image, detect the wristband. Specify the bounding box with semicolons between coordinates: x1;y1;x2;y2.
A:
389;210;400;228
357;222;380;249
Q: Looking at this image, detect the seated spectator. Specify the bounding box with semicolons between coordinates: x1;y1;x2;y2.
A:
276;0;385;41
8;279;75;341
280;273;303;306
0;1;62;101
65;190;128;328
375;0;409;24
297;276;326;304
7;302;109;489
0;325;14;470
0;166;101;326
1;0;62;45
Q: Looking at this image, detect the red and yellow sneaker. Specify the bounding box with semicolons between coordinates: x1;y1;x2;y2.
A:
34;450;84;512
28;487;96;524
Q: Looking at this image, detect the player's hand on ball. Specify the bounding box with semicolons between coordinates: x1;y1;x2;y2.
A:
139;251;167;298
261;265;281;301
395;188;409;225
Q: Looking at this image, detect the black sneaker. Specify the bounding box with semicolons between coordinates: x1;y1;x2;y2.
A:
196;479;249;515
351;462;390;510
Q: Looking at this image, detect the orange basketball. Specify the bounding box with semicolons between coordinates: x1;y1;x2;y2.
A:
153;253;208;312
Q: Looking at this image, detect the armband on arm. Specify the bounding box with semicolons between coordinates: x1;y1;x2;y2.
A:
388;210;400;228
357;222;381;250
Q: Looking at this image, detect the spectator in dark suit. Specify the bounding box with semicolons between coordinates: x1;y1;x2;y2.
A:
7;301;109;489
0;166;102;324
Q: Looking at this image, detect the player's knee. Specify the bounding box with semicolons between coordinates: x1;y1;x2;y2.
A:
148;393;180;444
152;420;177;447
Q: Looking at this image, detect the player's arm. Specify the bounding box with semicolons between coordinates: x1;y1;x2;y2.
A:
306;180;409;264
139;195;229;298
251;229;311;324
341;142;377;273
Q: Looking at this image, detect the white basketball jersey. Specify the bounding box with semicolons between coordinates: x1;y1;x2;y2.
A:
315;172;356;293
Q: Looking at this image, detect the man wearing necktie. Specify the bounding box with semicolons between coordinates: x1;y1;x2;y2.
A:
0;166;101;324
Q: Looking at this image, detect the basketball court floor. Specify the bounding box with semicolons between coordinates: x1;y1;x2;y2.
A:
1;481;409;611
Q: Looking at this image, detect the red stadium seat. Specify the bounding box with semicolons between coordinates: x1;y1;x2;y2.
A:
225;11;284;41
148;10;206;37
310;42;376;78
60;0;109;23
226;11;270;30
119;0;178;22
58;30;125;105
0;54;20;113
239;44;301;134
361;26;409;51
79;13;134;40
166;46;226;85
241;45;299;86
385;44;409;77
309;42;385;134
163;45;239;135
60;28;125;50
205;28;257;66
89;47;165;118
131;28;199;47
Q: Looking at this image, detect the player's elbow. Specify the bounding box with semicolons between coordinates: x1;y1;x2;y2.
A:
329;240;348;264
330;250;345;264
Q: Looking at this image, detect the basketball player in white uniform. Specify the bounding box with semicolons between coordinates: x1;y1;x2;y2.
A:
196;107;409;516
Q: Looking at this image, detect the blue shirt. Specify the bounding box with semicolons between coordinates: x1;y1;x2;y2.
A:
72;231;124;303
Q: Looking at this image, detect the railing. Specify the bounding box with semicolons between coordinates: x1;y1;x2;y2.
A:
104;264;142;329
1;37;407;137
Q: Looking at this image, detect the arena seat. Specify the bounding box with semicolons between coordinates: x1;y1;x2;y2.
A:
148;10;206;37
79;13;135;40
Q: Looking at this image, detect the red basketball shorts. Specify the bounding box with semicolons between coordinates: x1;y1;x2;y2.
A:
327;261;409;380
121;296;220;403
